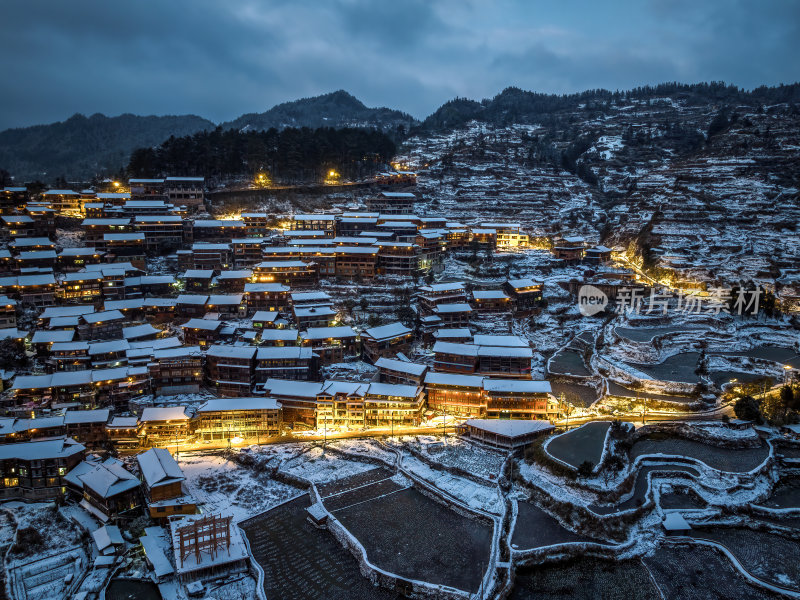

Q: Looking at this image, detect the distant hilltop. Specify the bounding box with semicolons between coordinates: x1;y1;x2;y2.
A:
1;82;798;183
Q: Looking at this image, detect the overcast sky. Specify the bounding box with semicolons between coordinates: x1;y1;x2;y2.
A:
1;0;798;130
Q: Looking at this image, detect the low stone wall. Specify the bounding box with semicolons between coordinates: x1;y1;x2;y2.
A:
513;537;637;567
514;473;641;542
597;356;697;397
326;507;471;600
631;422;763;449
321;442;397;470
407;471;497;525
405;443;497;487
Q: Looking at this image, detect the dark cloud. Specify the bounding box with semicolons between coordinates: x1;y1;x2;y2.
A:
0;0;797;130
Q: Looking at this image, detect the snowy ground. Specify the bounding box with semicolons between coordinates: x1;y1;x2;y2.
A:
179;453;297;522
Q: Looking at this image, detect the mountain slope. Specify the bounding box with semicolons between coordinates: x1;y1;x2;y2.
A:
220;90;417;133
0;113;214;182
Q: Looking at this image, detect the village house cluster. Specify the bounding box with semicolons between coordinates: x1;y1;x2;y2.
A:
0;178;629;512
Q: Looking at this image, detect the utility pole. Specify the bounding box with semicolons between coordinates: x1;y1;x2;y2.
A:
391;410;394;441
442;403;447;444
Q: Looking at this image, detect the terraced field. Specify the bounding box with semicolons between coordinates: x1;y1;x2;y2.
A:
630;437;770;472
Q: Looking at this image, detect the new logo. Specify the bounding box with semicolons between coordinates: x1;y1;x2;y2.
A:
577;285;608;316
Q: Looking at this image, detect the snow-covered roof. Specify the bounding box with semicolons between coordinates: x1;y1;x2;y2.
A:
40;305;95;319
425;372;485;388
9;237;54;247
104;233;145;242
293;213;336;220
140;533;174;578
92;525;124;552
64;409;110;425
433;303;473;313
482;379;551;394
433;328;472;339
363;322;412;341
662;512;691;531
18;274;56;286
432;341;478;356
215;270;252;280
122;324;160;339
198;397;281;413
0;437;84;460
11;373;54;390
207;294;244;305
476;346;532;358
464;419;554;437
321;380;367;397
264;378;323;398
77;457;139;498
302;326;356;341
259;329;300;342
206;344;257;360
49;341;89;352
107;416;138;429
140;406;189;422
472;290;509;301
59;247;102;256
152;345;202;360
473;334;528;348
256;346;313;360
379;191;416;198
244;282;289;292
290;291;331;302
366;382;419;399
293;306;336;318
182;269;215;278
88;339;130;355
32;329;75;344
375;357;427;376
176;294;209;305
82;310;125;324
252;310;279;322
137;447;185;489
181;318;221;331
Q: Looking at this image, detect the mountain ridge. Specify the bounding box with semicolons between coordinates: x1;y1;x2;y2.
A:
2;82;799;182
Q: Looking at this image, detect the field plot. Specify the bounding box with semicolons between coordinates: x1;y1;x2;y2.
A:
758;478;800;509
717;345;799;367
625;352;701;383
549;349;592;376
333;486;494;593
281;445;378;483
614;325;700;342
105;579;162;600
644;545;781;600
242;495;400;600
658;486;708;510
546;421;610;468
606;381;695;404
321;470;407;512
589;463;699;515
4;502;86;600
549;381;598;407
512;501;601;549
180;453;297;521
692;528;800;589
709;370;770;388
629;437;769;472
422;438;505;480
510;557;659;600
